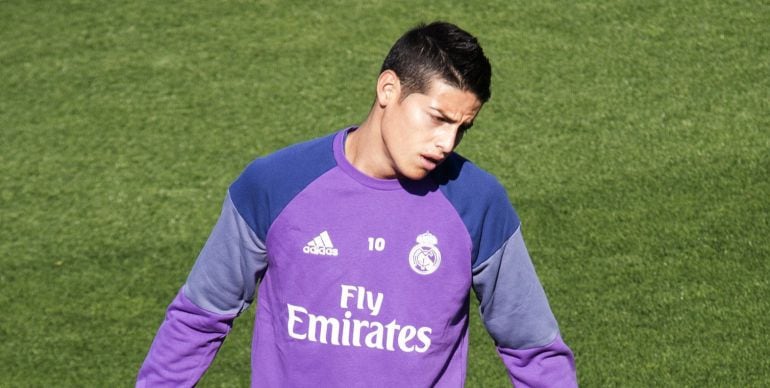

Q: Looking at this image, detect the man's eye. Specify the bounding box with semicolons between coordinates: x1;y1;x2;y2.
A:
432;116;450;124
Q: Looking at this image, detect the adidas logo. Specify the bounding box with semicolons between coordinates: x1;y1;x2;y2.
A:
303;231;339;256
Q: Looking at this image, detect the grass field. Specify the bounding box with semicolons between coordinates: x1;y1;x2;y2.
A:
1;0;768;386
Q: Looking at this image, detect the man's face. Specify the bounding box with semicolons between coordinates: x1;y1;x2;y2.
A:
379;77;482;180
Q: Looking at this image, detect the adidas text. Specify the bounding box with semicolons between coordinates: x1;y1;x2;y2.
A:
303;245;339;256
304;231;339;256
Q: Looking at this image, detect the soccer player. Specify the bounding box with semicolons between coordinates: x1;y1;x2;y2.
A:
137;21;577;387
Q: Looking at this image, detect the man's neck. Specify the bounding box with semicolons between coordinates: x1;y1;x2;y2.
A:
344;111;396;180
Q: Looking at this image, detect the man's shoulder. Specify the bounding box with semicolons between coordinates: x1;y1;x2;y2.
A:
248;132;337;171
433;153;508;199
234;131;338;188
433;153;520;266
432;152;516;224
228;131;339;239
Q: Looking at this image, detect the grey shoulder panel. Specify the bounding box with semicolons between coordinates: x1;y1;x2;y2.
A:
184;192;268;315
472;227;558;349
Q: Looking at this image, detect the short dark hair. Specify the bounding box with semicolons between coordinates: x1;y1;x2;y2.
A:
380;21;492;103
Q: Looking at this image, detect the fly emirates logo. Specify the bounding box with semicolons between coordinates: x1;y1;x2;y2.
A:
287;284;432;353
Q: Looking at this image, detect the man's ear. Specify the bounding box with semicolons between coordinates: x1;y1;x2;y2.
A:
376;70;401;107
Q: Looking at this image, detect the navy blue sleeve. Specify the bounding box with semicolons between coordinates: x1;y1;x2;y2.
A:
436;154;576;386
184;132;337;314
229;133;337;242
138;132;340;385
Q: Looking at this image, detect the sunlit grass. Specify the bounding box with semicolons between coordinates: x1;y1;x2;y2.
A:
1;1;767;386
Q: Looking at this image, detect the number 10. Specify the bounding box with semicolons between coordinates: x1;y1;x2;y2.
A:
368;237;385;251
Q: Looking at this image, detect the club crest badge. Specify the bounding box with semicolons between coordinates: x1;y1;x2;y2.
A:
409;231;441;275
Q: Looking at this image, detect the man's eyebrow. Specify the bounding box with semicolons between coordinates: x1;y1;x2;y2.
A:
430;106;474;129
430;106;463;123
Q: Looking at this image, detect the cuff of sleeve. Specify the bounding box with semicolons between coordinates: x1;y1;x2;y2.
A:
497;333;577;388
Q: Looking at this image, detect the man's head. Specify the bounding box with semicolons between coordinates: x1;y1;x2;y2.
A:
380;21;492;104
350;22;490;181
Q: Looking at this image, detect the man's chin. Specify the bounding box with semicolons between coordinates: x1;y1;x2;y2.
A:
396;168;431;181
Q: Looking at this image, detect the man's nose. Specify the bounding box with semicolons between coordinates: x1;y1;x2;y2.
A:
435;127;459;155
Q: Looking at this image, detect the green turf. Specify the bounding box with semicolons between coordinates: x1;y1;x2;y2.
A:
1;0;768;386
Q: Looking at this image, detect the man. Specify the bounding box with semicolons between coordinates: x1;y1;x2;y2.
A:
137;21;577;387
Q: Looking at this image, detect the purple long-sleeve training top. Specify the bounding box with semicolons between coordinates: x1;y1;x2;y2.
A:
137;127;577;387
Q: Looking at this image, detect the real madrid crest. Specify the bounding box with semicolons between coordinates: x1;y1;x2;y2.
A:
409;231;441;275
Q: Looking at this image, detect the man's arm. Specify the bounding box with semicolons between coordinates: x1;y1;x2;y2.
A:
472;226;577;387
137;192;267;387
136;291;236;387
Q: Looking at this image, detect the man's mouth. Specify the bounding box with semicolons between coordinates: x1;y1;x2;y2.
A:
421;154;443;170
